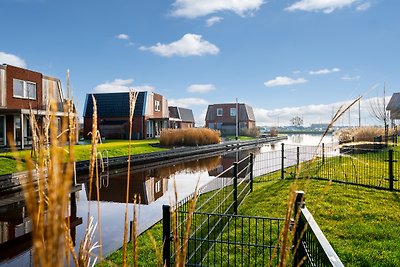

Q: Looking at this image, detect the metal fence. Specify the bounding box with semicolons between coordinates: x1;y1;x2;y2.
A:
164;154;254;266
263;142;400;191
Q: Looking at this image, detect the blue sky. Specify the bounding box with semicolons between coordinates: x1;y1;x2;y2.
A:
1;0;399;126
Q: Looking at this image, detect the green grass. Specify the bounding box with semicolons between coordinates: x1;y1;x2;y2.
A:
224;135;255;141
0;139;166;175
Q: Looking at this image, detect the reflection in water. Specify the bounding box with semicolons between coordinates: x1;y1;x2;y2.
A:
0;190;82;266
85;156;221;205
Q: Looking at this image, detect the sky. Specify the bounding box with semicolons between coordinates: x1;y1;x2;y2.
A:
1;0;399;127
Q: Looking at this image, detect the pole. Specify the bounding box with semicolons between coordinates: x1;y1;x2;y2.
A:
162;205;171;267
236;98;238;140
250;153;254;192
233;162;238;214
281;143;285;179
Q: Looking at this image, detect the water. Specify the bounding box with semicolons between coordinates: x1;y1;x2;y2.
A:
0;134;330;266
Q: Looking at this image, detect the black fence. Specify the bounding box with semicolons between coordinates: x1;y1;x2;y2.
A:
264;142;400;192
164;154;254;266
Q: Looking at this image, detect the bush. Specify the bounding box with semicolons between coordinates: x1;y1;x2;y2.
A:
239;127;260;138
159;128;221;147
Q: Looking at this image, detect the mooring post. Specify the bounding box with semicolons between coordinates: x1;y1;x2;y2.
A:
293;191;305;267
250;153;254;192
162;205;171;267
233;162;238;214
389;150;394;191
281;143;285;179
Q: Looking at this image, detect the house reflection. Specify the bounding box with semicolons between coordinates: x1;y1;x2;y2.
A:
85;156;221;205
0;190;82;264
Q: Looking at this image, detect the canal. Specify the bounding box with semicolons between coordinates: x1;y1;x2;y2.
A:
0;133;335;266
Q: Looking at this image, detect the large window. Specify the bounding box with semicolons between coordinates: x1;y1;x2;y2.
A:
155;100;160;111
13;79;37;100
0;116;5;146
230;108;236;117
217;108;223;116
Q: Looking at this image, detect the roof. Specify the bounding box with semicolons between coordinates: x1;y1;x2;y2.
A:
387;93;400;110
169;107;195;122
205;103;256;122
83;92;147;118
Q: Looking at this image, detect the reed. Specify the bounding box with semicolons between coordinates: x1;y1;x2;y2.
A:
160;128;220;147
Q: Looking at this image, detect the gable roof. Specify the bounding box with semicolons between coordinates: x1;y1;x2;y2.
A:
169;106;195;123
83;92;147;118
205;103;255;122
387;93;400;119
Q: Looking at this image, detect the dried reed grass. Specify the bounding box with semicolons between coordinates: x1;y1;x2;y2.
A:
160;128;220;147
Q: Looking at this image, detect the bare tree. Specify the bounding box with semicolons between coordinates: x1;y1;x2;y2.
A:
290;116;303;127
368;83;389;143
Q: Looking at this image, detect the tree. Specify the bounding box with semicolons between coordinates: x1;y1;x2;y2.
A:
290;116;303;127
368;83;389;143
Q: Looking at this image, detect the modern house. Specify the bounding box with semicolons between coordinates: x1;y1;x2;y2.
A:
387;93;400;124
0;64;75;149
205;103;256;135
83;91;169;139
168;106;195;129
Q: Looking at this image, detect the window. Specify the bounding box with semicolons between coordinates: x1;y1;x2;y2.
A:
155;100;160;111
13;79;37;100
217;108;223;116
230;108;236;117
155;180;161;193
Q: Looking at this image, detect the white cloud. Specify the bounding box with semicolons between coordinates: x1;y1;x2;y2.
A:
168;98;209;108
94;78;154;93
206;16;223;27
140;34;219;57
116;34;130;40
171;0;264;18
264;76;307;87
342;75;360;81
0;52;27;68
286;0;357;13
187;84;216;93
254;97;385;126
356;2;371;11
309;67;341;75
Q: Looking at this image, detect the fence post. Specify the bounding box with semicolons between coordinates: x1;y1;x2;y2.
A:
293;191;305;267
162;205;171;267
250;153;254;192
296;146;300;168
233;162;238;214
389;150;394;191
281;143;285;179
322;143;325;164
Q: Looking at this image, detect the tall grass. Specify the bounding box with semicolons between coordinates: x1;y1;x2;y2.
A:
160;128;220;147
335;126;395;143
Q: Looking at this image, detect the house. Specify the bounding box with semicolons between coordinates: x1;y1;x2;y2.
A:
205;103;256;135
83;91;169;139
168;106;195;129
0;64;75;149
387;93;400;123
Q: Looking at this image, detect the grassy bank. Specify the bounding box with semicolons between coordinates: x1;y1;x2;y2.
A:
104;178;400;266
0;139;166;175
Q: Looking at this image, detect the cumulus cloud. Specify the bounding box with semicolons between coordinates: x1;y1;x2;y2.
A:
206;16;223;27
286;0;357;13
139;33;219;57
187;84;216;93
168;98;209;108
171;0;264;18
309;67;341;75
0;52;27;68
264;76;307;87
342;75;360;81
116;33;130;40
94;78;154;93
356;2;371;11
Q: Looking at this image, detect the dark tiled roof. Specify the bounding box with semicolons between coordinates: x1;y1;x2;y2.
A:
387;93;400;110
169;107;180;119
83;92;147;117
177;107;195;122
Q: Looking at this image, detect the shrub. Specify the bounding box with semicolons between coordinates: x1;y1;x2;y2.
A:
239;127;260;138
160;128;221;147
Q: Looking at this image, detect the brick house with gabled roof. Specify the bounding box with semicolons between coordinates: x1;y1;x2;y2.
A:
0;64;76;148
205;103;256;135
168;106;195;129
83;91;169;139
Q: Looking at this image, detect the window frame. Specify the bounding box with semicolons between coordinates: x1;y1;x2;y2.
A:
155;100;161;111
217;108;223;117
230;107;236;117
13;78;37;100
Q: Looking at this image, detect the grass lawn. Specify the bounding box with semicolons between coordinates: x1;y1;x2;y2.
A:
0;139;166;175
104;178;400;267
224;135;255;141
